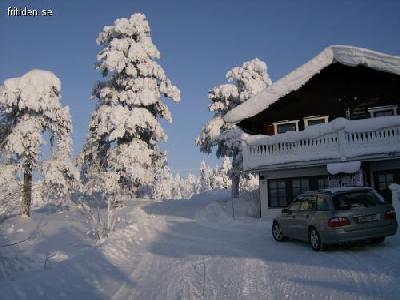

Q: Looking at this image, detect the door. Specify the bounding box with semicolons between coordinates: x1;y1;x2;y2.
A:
374;170;400;203
293;195;315;241
280;199;301;238
260;179;269;217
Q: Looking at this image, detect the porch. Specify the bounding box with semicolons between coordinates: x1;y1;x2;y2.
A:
243;116;400;171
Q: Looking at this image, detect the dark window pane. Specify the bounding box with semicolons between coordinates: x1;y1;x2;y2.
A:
277;123;296;134
318;178;329;189
269;180;287;207
270;194;278;207
373;110;394;117
292;178;310;198
307;118;326;126
387;174;393;183
317;195;329;211
333;191;384;210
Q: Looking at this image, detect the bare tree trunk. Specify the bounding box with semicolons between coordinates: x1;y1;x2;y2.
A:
22;165;32;217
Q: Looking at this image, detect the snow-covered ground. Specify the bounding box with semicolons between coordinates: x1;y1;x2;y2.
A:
0;191;399;299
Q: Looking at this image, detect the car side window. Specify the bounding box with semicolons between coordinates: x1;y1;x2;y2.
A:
317;195;329;211
288;200;301;211
299;195;315;211
299;199;310;211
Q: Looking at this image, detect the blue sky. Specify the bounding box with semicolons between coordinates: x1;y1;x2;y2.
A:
1;0;400;176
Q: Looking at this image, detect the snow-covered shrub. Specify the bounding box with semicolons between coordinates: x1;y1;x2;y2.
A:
241;172;259;192
0;165;20;219
79;13;180;200
235;189;261;218
196;59;271;196
0;70;76;217
41;159;80;203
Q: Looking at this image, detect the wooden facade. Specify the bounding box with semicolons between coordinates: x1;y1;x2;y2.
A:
238;63;400;135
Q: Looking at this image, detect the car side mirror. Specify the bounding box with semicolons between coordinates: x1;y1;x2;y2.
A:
282;208;292;214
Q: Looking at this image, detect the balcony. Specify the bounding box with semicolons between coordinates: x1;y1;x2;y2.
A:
242;116;400;171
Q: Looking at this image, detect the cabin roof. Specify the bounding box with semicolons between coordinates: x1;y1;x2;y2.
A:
224;45;400;124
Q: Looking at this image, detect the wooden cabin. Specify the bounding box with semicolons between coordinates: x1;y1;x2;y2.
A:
225;46;400;215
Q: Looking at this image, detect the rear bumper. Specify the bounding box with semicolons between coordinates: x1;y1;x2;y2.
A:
321;222;398;244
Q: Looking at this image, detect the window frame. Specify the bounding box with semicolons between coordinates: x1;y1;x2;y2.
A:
368;105;398;118
268;175;329;208
272;120;300;135
303;115;329;128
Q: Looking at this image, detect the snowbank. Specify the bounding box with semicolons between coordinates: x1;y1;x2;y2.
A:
327;161;361;175
225;45;400;124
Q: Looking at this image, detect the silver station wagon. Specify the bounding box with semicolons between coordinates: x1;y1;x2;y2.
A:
272;187;398;251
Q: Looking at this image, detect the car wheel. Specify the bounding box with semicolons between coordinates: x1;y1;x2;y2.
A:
272;222;286;242
370;237;385;244
309;227;324;251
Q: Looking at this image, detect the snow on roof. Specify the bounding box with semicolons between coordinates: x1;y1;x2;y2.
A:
225;45;400;124
327;161;361;175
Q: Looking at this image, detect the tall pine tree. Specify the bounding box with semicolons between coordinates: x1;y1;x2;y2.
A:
0;70;76;216
80;13;180;196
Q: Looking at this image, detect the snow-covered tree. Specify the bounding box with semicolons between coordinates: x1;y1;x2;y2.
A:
0;70;76;217
171;173;182;199
196;59;271;197
42;159;80;201
214;156;232;189
152;158;173;200
179;173;197;199
199;161;213;193
79;13;180;197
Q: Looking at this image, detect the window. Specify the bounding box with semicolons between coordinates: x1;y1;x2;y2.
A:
292;178;310;198
368;105;398;118
317;177;329;190
273;120;299;134
269;180;287;207
268;176;332;208
378;173;393;191
316;195;330;211
332;190;384;210
303;116;329;128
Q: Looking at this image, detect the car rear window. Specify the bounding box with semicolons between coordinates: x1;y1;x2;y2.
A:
332;190;385;210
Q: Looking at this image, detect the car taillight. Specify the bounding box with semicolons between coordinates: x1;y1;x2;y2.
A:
384;209;396;220
328;217;351;228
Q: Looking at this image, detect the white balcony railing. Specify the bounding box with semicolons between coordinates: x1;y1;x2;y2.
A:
242;116;400;171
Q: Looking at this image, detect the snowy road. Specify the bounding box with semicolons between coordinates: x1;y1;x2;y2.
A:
1;191;399;299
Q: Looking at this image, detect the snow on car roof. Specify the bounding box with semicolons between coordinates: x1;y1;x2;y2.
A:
224;45;400;124
321;186;373;194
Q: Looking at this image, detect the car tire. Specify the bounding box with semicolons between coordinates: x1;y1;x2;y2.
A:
370;237;385;244
309;227;324;251
272;222;286;242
